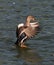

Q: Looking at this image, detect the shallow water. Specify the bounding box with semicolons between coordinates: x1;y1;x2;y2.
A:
0;0;54;65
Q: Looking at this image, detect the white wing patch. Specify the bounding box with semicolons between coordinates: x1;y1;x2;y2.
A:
18;23;24;28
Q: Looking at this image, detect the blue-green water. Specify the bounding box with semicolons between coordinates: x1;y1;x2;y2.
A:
0;0;54;65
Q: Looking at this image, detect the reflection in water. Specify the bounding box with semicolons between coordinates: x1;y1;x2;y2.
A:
15;46;42;65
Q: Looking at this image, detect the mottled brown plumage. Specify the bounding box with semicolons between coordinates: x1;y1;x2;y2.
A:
15;15;40;48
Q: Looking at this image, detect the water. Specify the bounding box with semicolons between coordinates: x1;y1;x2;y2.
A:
0;0;54;65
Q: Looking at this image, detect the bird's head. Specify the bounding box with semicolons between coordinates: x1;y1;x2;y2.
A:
26;15;35;22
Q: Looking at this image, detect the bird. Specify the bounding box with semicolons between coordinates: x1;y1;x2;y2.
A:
15;15;40;48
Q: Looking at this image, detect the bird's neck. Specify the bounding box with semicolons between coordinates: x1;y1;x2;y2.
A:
25;19;31;26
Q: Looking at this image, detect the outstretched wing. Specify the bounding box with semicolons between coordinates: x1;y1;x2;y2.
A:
23;22;40;38
24;27;36;38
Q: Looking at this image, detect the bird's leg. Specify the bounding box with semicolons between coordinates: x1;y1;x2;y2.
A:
20;42;27;48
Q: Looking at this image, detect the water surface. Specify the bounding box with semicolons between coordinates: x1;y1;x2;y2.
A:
0;0;54;65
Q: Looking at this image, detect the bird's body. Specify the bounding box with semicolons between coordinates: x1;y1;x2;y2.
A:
15;15;40;48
